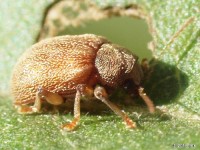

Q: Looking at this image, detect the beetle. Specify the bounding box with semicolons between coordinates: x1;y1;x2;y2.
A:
11;34;155;131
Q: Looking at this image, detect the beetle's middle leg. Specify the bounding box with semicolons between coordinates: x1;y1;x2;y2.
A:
62;84;93;131
16;87;63;114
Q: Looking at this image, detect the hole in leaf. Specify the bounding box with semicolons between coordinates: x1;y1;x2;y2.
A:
58;16;153;60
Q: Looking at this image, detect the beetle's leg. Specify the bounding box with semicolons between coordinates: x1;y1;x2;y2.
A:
62;84;93;131
138;87;155;113
17;87;63;114
16;90;43;114
94;86;136;129
62;88;81;131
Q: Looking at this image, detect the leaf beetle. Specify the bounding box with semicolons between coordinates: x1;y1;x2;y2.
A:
11;34;155;131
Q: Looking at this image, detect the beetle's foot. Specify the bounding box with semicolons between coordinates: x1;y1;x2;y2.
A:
124;115;136;129
61;117;80;131
16;105;39;114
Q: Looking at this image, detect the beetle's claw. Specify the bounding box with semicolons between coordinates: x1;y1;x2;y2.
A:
124;115;137;129
61;117;80;131
62;124;76;131
16;105;38;114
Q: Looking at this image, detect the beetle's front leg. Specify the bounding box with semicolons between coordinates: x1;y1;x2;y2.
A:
138;87;155;113
62;84;93;131
94;86;136;129
16;87;63;114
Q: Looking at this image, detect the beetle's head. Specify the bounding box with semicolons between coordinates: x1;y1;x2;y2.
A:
128;61;144;85
95;43;143;87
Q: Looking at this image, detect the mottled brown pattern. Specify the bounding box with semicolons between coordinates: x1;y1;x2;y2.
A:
11;34;108;103
95;43;138;87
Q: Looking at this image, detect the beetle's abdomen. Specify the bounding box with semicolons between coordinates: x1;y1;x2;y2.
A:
11;34;108;103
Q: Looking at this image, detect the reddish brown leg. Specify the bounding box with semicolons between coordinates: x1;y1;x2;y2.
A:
62;84;93;131
62;88;81;131
138;87;155;113
16;87;63;114
94;86;136;129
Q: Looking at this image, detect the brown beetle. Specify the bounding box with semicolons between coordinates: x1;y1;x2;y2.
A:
11;34;155;131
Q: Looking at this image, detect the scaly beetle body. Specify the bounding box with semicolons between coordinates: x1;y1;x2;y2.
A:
12;34;155;131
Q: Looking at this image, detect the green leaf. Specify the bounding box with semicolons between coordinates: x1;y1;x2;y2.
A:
0;0;199;150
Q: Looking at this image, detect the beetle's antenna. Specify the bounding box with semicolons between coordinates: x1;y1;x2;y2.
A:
138;87;155;113
163;17;195;50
